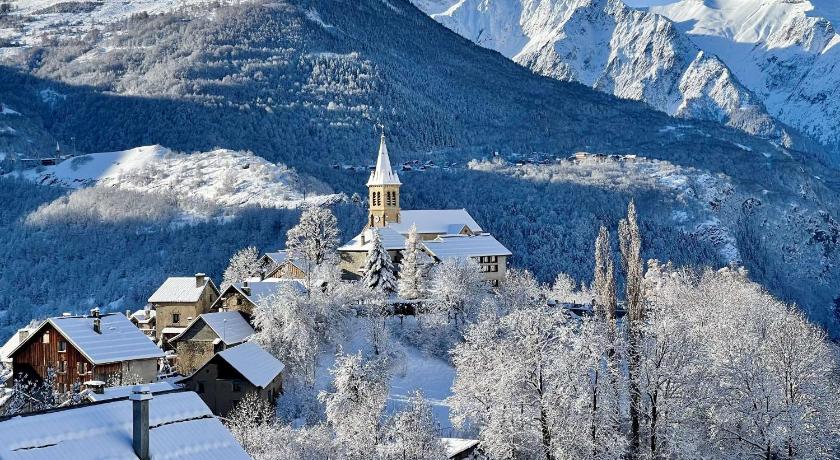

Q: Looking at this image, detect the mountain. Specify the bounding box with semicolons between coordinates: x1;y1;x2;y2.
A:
646;0;840;159
411;0;795;146
0;0;838;334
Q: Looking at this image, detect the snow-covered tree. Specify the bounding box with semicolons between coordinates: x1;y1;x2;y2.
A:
319;352;390;459
428;257;486;331
222;246;260;290
398;224;425;300
226;392;277;457
252;284;320;387
286;205;340;288
380;390;447;460
619;200;644;458
362;230;397;295
593;224;617;323
451;307;625;460
493;268;544;314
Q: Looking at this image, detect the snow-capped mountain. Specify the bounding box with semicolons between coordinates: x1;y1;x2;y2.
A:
412;0;789;144
646;0;840;159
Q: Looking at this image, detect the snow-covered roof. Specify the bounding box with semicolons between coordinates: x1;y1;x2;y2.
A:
0;327;34;364
130;308;156;324
170;311;254;346
388;209;482;235
0;391;249;460
148;275;215;303
214;342;284;388
9;314;164;365
86;381;180;402
367;133;401;186
262;250;307;270
233;280;307;305
160;327;186;335
442;438;480;458
422;234;512;260
339;226;407;252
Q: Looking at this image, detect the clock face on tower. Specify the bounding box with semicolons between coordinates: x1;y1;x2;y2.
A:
374;215;381;223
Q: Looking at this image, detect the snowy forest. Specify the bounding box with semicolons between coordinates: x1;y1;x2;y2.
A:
215;204;840;459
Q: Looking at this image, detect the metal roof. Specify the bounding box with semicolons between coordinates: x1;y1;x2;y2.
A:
422;234;512;260
148;276;215;304
215;343;284;389
388;209;483;235
169;311;253;346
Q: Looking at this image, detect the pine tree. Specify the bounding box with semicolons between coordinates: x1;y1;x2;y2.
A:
362;230;397;296
398;224;424;300
593;225;617;323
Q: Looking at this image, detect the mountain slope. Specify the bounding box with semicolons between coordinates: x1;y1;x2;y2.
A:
0;0;838;333
412;0;791;145
647;0;840;157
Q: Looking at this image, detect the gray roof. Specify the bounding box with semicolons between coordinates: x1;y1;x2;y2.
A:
0;391;249;460
422;234;512;260
262;251;307;270
170;311;254;346
388;209;482;235
11;314;164;365
148;276;215;303
215;342;284;388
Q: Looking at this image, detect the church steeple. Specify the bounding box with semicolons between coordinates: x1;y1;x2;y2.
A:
367;132;401;227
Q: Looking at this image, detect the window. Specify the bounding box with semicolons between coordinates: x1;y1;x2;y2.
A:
77;362;89;374
232;380;242;392
172;313;181;324
42;331;50;344
58;360;67;374
197;382;205;393
58;340;67;352
491;265;499;273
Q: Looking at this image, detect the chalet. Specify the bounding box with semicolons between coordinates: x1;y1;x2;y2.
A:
257;250;308;279
0;388;250;459
128;307;156;340
212;279;307;317
7;310;164;393
0;325;35;366
179;342;284;416
443;438;481;460
168;311;255;375
338;133;512;284
148;273;219;345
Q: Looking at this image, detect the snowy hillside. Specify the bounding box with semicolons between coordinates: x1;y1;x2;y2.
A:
17;145;338;223
412;0;788;143
644;0;840;156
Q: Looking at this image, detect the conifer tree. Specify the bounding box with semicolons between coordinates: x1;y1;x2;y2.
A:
398;224;424;300
362;230;397;295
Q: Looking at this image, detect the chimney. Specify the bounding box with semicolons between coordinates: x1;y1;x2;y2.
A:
130;385;152;460
90;307;100;318
259;269;266;281
195;273;206;288
126;309;131;318
85;380;106;394
93;318;101;334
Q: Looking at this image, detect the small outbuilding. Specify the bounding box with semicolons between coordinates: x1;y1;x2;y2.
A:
179;342;284;416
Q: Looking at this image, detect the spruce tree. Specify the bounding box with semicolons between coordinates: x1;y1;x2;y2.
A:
363;230;397;295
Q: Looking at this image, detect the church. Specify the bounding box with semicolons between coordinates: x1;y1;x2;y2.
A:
338;134;512;285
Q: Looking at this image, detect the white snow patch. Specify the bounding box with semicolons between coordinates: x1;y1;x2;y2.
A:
0;104;20;116
305;8;334;29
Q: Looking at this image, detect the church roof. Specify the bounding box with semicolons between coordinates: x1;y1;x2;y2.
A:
338;227;407;252
388;209;483;235
422;234;512;260
367;134;401;186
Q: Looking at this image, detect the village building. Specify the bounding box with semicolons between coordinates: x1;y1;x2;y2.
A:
168;311;255;375
211;279;307;318
338;134;512;285
0;388;250;460
256;250;308;279
148;273;219;346
178;342;284;416
7;310;164;393
128;307;156;340
0;325;35;367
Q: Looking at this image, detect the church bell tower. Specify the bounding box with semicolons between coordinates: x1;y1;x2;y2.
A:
367;133;401;227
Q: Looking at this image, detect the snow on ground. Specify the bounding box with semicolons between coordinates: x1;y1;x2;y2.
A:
14;145;338;221
316;317;457;431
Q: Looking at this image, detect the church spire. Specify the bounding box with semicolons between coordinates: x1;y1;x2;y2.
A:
367;132;401;186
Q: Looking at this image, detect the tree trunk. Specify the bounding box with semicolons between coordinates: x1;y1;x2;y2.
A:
649;391;658;460
628;331;641;459
540;403;555;460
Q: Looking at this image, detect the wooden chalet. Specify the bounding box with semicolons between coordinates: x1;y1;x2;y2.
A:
7;310;164;393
